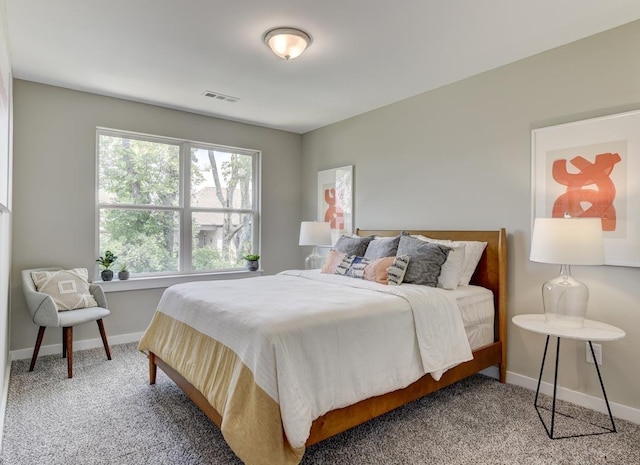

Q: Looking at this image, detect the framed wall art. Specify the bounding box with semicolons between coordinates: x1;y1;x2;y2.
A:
532;110;640;267
317;165;353;245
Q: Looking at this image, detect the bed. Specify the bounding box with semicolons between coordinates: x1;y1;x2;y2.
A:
138;228;507;465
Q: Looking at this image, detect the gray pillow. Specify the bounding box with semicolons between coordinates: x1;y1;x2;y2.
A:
334;235;374;257
363;235;401;259
396;235;451;286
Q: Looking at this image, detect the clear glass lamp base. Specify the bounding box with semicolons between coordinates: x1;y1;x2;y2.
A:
542;265;589;328
305;247;324;270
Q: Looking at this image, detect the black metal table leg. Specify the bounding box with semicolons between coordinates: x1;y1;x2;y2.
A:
534;336;561;438
534;335;550;435
534;337;618;439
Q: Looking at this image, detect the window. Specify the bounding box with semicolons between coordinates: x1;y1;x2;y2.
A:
97;129;260;277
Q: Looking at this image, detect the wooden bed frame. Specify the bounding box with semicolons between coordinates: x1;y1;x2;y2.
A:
148;228;507;447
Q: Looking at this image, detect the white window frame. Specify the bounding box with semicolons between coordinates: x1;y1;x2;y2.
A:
95;128;261;291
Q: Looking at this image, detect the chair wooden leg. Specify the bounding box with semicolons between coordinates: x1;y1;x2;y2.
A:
97;319;112;360
64;326;73;378
29;327;46;372
62;328;66;358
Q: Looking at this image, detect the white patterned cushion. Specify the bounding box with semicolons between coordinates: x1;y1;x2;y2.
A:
31;268;98;311
387;255;410;285
334;254;355;276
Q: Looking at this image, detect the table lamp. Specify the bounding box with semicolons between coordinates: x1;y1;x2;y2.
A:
299;221;331;269
530;217;604;328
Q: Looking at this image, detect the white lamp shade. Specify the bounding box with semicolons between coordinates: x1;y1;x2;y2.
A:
530;217;605;265
263;28;311;60
299;221;331;246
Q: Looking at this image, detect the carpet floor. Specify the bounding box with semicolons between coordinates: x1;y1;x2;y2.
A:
1;342;639;465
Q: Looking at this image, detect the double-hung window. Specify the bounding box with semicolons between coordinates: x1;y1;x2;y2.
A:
97;128;260;278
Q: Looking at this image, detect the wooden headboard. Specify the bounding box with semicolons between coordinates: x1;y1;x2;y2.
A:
356;228;508;380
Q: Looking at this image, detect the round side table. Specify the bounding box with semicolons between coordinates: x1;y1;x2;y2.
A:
512;314;625;439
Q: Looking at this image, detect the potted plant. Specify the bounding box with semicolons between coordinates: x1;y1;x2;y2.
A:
243;253;260;271
118;263;130;280
96;250;117;281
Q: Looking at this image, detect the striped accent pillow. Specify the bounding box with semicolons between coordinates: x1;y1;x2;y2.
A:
387;255;410;286
334;254;355;275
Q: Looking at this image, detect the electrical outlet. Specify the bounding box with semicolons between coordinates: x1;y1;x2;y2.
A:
586;342;602;366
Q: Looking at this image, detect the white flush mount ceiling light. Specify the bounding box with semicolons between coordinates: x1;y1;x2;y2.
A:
263;27;312;60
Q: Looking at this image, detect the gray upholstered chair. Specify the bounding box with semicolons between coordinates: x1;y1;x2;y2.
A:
21;267;112;378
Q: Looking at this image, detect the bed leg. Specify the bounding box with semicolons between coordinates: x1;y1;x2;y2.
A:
500;341;507;383
149;352;157;385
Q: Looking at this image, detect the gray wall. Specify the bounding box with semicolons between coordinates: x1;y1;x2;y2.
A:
10;80;302;351
302;21;640;410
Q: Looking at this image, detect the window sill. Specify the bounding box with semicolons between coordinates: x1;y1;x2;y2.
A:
96;270;263;293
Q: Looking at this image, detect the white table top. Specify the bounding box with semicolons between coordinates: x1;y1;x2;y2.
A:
512;314;625;341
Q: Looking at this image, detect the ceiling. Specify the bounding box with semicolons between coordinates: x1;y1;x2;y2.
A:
5;1;640;134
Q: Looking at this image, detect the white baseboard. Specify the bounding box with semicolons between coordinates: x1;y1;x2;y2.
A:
507;370;640;425
10;331;144;361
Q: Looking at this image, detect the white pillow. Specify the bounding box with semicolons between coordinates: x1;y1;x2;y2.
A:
437;244;466;289
458;241;487;285
413;235;487;287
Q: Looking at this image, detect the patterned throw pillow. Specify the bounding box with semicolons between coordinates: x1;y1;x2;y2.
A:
31;268;98;312
346;256;371;279
334;254;356;276
387;255;410;285
396;235;451;286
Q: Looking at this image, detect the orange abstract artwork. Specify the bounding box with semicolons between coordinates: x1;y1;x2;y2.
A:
551;152;621;231
324;187;344;230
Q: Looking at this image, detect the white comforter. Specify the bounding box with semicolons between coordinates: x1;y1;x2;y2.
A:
156;270;473;448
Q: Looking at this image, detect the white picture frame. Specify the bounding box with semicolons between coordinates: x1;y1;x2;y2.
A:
532;110;640;267
317;165;353;245
0;13;11;211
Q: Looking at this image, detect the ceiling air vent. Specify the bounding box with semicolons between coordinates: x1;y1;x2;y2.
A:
202;91;240;103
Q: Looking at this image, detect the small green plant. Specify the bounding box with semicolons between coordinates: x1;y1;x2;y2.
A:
96;250;118;270
243;254;260;262
119;262;128;272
